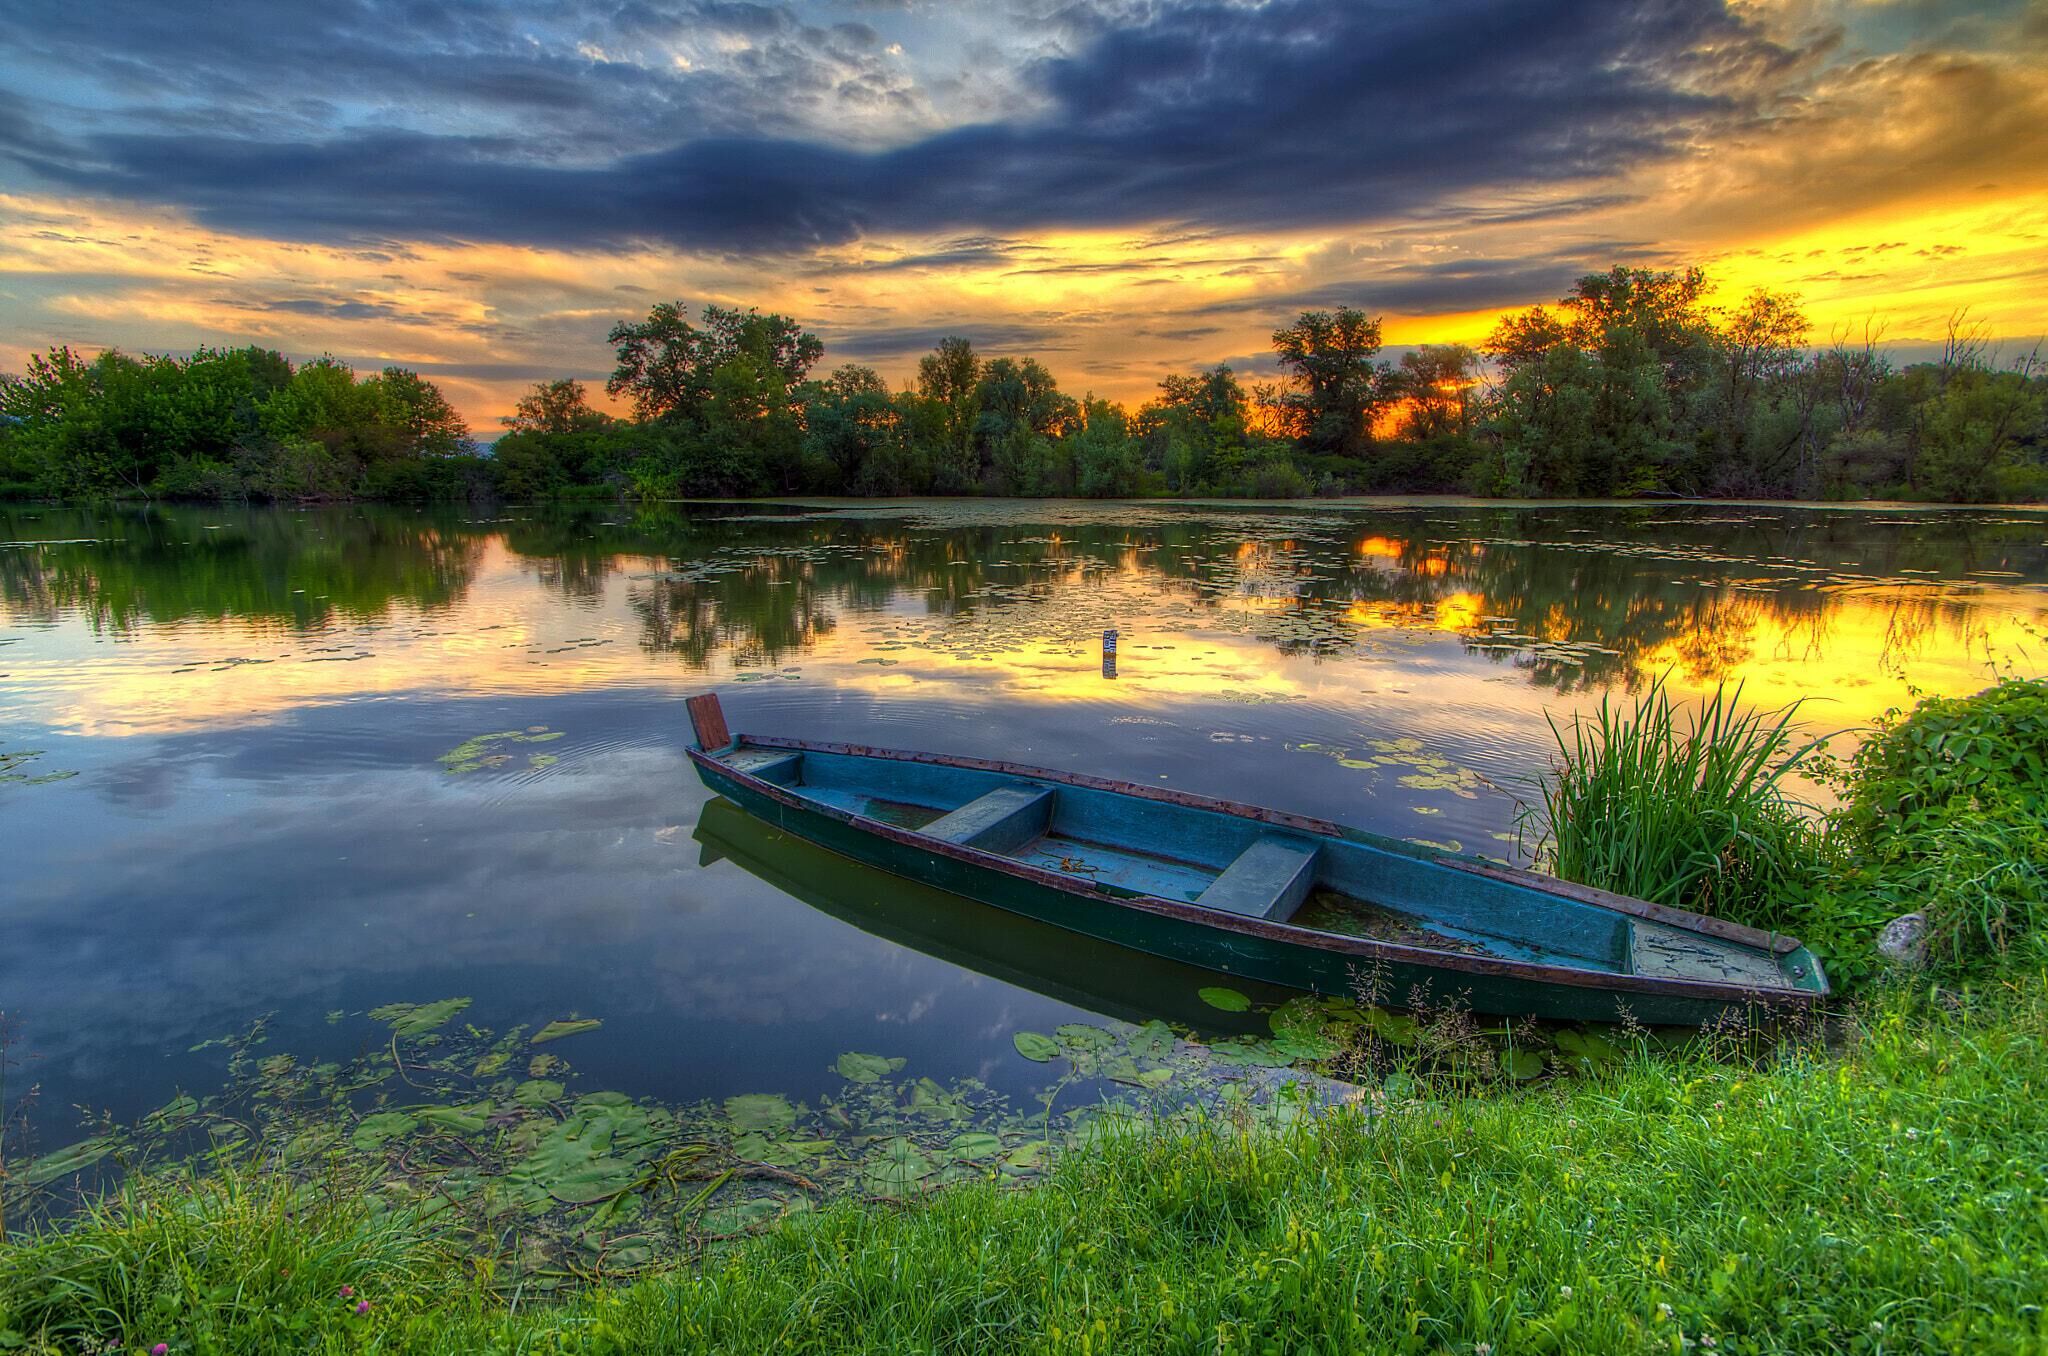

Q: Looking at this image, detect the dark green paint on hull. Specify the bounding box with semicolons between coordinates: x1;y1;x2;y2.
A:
687;707;1827;1026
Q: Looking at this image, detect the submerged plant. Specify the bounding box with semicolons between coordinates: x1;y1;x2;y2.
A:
1521;676;1829;929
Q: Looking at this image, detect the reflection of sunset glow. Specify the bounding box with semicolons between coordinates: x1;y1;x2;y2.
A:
4;513;2042;753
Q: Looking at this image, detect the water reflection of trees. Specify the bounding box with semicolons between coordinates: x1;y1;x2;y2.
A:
3;503;2038;685
0;505;484;632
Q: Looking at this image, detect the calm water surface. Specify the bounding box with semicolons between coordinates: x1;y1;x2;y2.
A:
3;499;2043;1136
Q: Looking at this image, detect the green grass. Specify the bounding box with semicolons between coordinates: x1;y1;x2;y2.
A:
1524;677;1828;930
5;979;2046;1354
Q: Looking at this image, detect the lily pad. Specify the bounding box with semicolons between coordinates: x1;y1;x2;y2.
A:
1198;986;1252;1012
734;1132;810;1166
701;1196;782;1234
948;1131;1003;1160
350;1112;418;1151
369;998;472;1037
724;1093;797;1133
1506;1050;1547;1081
1554;1029;1624;1070
417;1101;492;1134
547;1158;641;1204
861;1137;936;1195
532;1017;602;1045
1055;1023;1115;1051
1012;1031;1061;1062
1003;1140;1050;1171
908;1077;970;1123
835;1051;906;1083
514;1079;565;1107
23;1136;117;1185
1126;1020;1176;1059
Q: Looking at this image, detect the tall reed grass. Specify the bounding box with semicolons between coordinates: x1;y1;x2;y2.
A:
1524;676;1828;928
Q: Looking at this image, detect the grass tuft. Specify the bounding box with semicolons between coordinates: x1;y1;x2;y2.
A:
1523;675;1828;929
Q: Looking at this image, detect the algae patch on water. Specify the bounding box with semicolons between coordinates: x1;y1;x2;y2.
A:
439;727;567;773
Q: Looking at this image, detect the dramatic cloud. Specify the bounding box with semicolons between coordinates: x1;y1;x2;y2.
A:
0;0;2042;420
4;0;1793;252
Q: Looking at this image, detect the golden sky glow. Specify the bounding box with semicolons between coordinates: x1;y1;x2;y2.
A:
3;0;2045;428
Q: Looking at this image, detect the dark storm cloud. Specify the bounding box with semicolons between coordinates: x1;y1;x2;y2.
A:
830;321;1078;356
0;0;1794;253
1178;247;1666;320
236;297;407;321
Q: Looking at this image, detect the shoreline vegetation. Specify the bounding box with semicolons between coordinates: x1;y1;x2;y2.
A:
4;265;2045;509
2;678;2044;1352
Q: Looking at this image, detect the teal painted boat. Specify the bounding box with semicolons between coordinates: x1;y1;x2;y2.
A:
685;695;1828;1025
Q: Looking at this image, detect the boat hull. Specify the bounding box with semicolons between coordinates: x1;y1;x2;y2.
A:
692;752;1816;1026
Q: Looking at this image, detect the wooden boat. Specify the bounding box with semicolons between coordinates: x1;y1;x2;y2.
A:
685;695;1827;1025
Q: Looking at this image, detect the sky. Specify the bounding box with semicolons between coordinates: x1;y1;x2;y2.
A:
2;0;2046;430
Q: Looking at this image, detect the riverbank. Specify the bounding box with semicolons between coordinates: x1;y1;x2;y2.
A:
5;678;2046;1352
3;976;2044;1354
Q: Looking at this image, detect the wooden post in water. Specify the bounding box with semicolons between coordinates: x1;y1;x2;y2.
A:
686;692;731;750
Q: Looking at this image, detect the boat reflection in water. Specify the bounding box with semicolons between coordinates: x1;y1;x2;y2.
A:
693;796;1277;1036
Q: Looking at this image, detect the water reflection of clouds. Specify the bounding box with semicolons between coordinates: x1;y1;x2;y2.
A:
3;697;1094;1119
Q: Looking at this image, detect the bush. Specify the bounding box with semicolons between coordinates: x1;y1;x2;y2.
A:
1825;677;2048;978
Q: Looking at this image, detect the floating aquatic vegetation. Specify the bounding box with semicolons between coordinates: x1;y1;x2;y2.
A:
0;749;78;786
438;728;566;773
1292;737;1495;802
369;998;471;1037
532;1017;603;1044
7;973;1651;1288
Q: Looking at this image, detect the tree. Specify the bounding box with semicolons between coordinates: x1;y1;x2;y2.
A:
1072;398;1142;497
916;337;982;491
371;367;470;456
606;302;705;421
505;378;608;435
1269;308;1390;457
1394;345;1481;441
606;302;819;423
698;306;823;392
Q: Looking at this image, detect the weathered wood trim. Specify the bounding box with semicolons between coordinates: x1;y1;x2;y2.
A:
685;693;731;752
687;744;1820;1011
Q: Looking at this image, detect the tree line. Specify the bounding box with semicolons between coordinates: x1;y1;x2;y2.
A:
4;266;2043;504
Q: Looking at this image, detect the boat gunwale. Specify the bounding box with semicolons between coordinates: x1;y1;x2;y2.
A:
688;738;1823;1009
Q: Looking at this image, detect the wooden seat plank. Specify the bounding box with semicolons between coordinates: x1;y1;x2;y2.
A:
923;784;1055;854
1196;834;1321;921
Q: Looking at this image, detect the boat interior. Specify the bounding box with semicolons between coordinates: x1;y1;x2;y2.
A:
714;742;1797;989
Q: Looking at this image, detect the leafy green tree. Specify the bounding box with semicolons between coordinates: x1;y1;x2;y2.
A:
606;303;706;421
505;379;609;435
1913;358;2046;501
607;303;821;424
369;367;470;456
1072;398;1142;497
916;337;981;490
801;366;906;493
1270;308;1391;458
